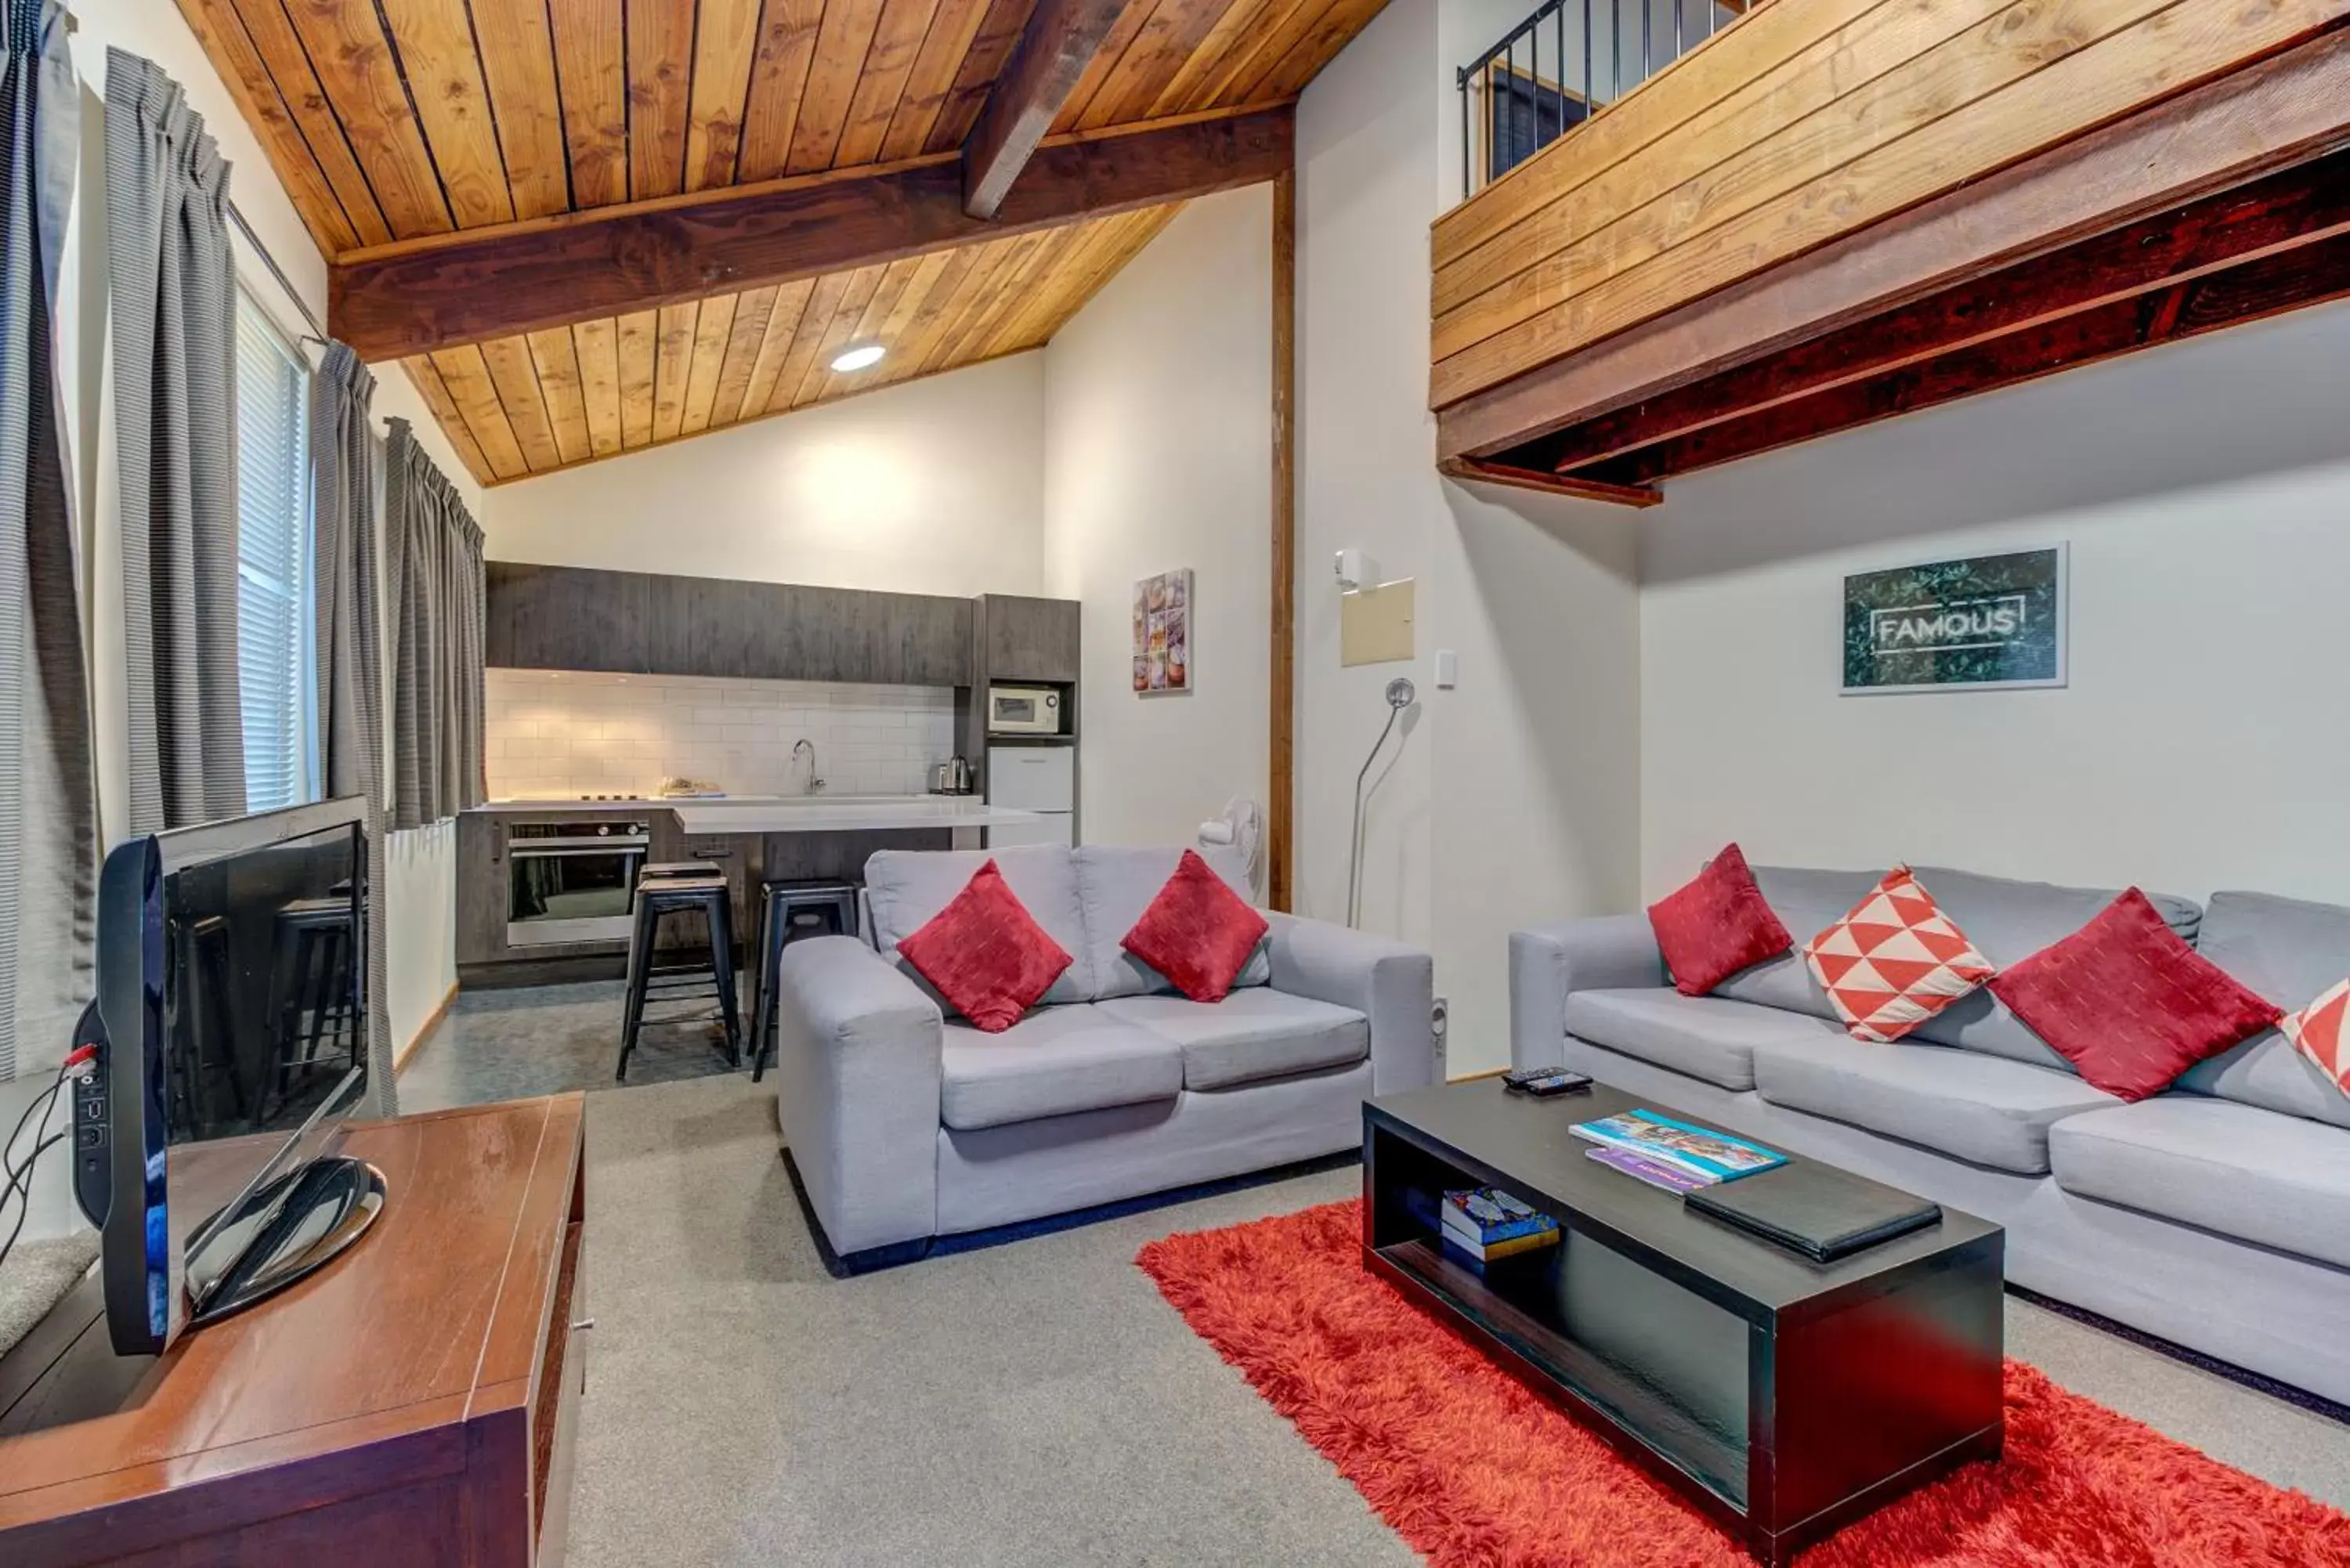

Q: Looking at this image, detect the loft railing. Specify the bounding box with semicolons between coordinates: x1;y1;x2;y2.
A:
1459;0;1744;198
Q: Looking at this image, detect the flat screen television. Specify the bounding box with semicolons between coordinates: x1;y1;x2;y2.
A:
81;796;385;1356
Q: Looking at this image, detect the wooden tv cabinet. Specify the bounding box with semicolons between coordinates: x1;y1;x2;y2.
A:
0;1095;588;1567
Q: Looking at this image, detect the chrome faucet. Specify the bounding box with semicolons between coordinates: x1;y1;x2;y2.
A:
792;738;825;794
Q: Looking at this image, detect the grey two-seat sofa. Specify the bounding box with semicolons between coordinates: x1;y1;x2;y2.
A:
1511;865;2350;1407
771;843;1435;1265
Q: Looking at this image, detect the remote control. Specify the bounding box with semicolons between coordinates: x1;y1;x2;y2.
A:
1520;1071;1593;1097
1502;1064;1566;1089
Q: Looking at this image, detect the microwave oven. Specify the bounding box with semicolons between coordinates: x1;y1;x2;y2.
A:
989;685;1061;734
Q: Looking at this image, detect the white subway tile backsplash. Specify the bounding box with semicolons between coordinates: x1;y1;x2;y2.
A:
485;669;960;800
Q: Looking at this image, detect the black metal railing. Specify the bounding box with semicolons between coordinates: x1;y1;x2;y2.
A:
1459;0;1735;198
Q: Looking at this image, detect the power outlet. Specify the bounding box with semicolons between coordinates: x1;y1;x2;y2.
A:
1430;995;1449;1076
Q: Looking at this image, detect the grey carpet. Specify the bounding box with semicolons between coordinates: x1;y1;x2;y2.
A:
571;1075;1416;1567
0;1233;98;1362
565;1075;2350;1568
398;980;741;1112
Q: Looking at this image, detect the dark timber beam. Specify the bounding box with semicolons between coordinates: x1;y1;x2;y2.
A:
1528;145;2350;475
1269;171;1297;912
962;0;1146;219
330;105;1293;360
1572;231;2350;486
1436;456;1662;508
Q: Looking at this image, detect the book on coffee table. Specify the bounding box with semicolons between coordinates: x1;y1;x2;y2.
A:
1570;1109;1787;1185
1585;1144;1714;1194
1684;1162;1943;1263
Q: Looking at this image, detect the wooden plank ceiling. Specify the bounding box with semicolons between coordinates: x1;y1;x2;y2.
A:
405;204;1176;481
179;0;1383;482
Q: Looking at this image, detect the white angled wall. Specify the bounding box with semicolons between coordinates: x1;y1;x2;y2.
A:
1042;190;1274;850
486;670;956;800
480;353;1049;598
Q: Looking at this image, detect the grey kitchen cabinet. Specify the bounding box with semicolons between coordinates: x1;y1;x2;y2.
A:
488;563;992;686
979;594;1082;684
487;562;650;674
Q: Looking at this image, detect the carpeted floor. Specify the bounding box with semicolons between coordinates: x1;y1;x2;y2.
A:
553;1071;2350;1566
1139;1201;2350;1566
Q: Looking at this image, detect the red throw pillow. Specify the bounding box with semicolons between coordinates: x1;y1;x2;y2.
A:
1647;844;1793;997
1122;849;1271;1003
895;859;1074;1032
1987;888;2281;1101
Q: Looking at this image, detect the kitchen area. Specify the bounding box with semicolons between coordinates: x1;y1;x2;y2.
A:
454;566;1082;1021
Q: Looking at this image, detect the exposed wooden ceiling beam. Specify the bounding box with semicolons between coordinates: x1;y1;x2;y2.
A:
331;104;1292;360
1529;144;2350;474
962;0;1148;219
1570;230;2350;486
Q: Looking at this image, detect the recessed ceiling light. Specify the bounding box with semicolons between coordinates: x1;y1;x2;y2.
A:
830;342;886;373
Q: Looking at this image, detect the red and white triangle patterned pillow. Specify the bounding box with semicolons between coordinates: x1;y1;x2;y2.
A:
1803;866;1997;1043
2280;978;2350;1097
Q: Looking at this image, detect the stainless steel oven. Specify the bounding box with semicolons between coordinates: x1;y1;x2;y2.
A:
504;819;650;947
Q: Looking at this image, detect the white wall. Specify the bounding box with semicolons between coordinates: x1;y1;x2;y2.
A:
1296;0;1643;1073
1042;190;1273;849
481;353;1047;598
1641;297;2350;908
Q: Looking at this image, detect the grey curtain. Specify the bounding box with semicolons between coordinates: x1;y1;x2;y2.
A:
0;0;93;1084
385;419;485;830
312;345;393;1114
106;49;243;834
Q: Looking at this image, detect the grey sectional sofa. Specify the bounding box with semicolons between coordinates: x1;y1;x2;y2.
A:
772;844;1435;1265
1510;866;2350;1407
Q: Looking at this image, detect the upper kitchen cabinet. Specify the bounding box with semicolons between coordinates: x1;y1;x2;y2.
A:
486;563;651;674
978;596;1082;685
487;563;1001;688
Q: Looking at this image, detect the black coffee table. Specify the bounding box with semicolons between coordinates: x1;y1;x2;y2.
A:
1363;1080;2004;1566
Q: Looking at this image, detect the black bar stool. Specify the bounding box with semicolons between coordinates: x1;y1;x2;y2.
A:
750;880;860;1082
616;869;744;1082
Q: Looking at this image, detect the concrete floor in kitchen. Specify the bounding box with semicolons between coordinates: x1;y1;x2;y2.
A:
393;981;2350;1566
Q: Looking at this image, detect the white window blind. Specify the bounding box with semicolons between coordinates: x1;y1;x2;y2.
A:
233;290;315;812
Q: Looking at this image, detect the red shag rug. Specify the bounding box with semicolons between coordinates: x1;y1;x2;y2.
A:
1135;1200;2350;1566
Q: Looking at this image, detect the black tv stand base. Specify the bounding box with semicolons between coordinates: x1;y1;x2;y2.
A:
191;1154;387;1327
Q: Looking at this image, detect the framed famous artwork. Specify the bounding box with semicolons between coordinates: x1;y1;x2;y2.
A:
1132;569;1193;694
1842;546;2066;695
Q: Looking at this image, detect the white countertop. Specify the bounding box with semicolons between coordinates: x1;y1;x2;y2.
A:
478;794;1042;835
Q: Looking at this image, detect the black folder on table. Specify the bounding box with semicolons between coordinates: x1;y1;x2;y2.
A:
1684;1162;1941;1263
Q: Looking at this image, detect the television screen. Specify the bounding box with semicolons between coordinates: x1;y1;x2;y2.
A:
93;798;372;1353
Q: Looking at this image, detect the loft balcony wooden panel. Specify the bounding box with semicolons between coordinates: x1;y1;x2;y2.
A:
1432;0;2350;413
1428;0;2350;497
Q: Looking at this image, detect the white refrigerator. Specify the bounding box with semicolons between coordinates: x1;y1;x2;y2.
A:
986;745;1075;847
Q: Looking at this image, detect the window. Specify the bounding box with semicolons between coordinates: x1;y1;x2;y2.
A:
233;287;316;812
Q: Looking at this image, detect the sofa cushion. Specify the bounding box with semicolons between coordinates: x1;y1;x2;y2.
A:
1751;1035;2120;1174
1647;844;1792;996
2178;891;2350;1132
1564;988;1849;1092
895;860;1074;1032
2049;1097;2350;1270
867;846;1094;1006
1987;889;2280;1101
1802;865;1996;1042
938;1004;1181;1130
1895;868;2201;1073
1076;844;1267;1001
1096;989;1367;1090
1119;850;1270;1003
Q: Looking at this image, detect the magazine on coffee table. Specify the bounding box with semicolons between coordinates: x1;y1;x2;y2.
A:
1571;1109;1787;1186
